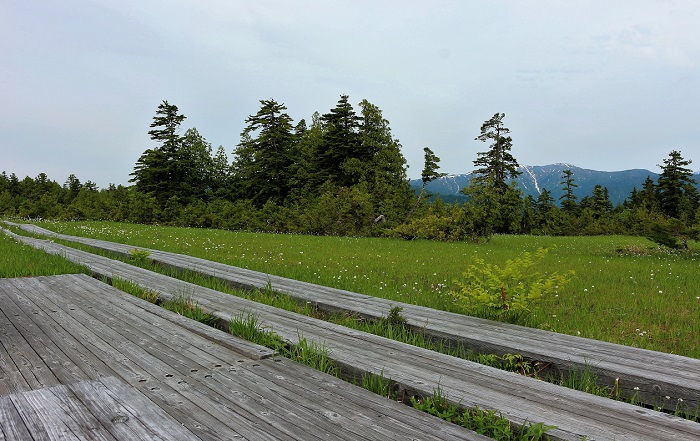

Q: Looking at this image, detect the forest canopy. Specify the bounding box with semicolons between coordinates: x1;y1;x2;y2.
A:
2;97;699;246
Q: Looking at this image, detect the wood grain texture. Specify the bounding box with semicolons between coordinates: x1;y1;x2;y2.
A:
0;272;487;441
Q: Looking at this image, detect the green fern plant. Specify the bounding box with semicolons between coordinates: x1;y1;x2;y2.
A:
451;248;572;324
128;248;151;264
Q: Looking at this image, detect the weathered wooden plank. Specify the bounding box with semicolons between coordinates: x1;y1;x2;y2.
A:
0;284;61;393
222;354;487;441
0;308;32;396
62;272;276;360
6;231;700;440
0;395;33;440
2;377;203;441
68;376;201;440
10;382;118;441
1;277;114;389
17;280;282;441
83;281;700;438
14;222;698;412
7;387;83;441
24;276;486;439
56;275;486;440
0;278;261;441
41;278;398;441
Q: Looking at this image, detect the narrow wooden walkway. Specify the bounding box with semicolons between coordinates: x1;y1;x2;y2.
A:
4;227;700;440
11;222;700;413
0;274;484;441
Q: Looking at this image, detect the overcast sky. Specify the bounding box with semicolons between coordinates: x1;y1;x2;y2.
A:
2;1;699;188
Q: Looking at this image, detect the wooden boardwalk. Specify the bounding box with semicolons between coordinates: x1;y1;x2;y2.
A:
11;222;700;413
0;274;485;441
4;226;700;440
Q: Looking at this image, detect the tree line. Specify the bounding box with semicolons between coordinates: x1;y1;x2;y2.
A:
1;98;698;246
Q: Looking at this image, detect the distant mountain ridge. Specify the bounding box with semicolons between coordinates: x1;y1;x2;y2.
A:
409;164;700;206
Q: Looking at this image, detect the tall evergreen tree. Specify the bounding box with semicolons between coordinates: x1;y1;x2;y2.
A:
232;99;295;206
319;95;361;187
356;99;413;223
520;194;537;234
358;99;410;187
131;100;187;203
210;145;230;195
420;147;446;187
406;147;446;222
177;127;216;202
559;169;578;212
148;100;187;149
590;185;611;219
536;188;558;233
656;150;698;219
473;113;520;192
293;112;326;196
63;174;82;203
629;176;660;212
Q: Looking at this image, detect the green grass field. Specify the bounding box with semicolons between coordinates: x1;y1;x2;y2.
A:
6;220;700;358
0;231;89;278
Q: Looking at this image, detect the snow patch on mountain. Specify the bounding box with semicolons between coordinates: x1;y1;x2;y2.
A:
520;165;541;194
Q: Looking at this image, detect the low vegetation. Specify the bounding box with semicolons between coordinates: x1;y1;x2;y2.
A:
5;222;700;437
228;311;555;439
0;229;89;278
27;220;700;358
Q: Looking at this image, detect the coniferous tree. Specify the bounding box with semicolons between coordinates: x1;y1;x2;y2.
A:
8;173;19;196
359;99;406;185
293;112;325;196
232;99;295;206
177;128;216;202
536;189;558;233
319;95;361;187
63;174;82;203
357;99;413;222
131;100;187;203
421;147;446;187
463;113;523;236
559;169;578;212
656;150;698;220
520;194;537;234
473;113;521;192
406;147;446;222
629;176;659;212
148;100;187;149
461;177;523;237
210;145;230;196
590;185;611;219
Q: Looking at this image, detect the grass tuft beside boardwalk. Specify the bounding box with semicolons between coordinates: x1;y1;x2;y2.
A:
0;229;90;278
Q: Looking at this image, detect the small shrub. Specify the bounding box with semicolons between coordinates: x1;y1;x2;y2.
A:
451;248;572;324
129;248;151;264
614;244;652;256
386;306;408;327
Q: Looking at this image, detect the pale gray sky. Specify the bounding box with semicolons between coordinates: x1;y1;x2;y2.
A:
2;0;699;188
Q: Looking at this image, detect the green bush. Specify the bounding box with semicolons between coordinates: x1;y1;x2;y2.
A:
451;248;572;324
